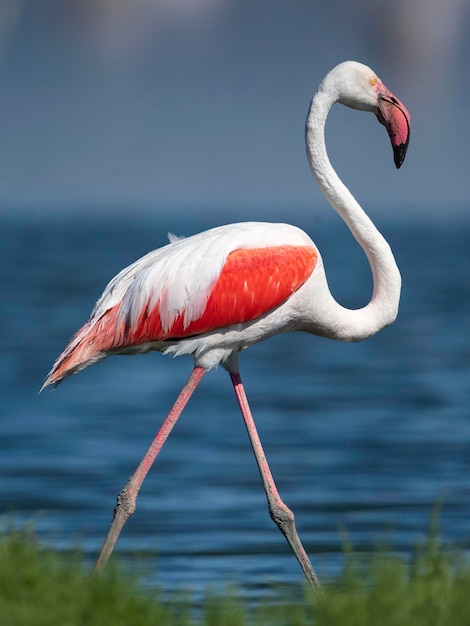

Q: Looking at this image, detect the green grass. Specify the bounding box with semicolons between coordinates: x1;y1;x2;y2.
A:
1;526;470;625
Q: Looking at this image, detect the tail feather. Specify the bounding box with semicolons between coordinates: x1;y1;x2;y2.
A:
41;323;103;390
41;305;122;390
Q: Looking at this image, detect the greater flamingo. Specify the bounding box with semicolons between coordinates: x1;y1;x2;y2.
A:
42;61;410;590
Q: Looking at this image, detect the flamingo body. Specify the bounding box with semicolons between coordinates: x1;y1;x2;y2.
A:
42;61;411;589
44;223;321;385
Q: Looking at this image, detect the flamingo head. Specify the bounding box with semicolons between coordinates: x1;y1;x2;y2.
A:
326;61;411;169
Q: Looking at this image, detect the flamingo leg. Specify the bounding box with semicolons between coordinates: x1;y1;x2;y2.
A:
229;371;321;591
93;366;206;573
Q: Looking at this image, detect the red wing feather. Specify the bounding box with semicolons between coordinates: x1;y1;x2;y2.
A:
131;245;317;342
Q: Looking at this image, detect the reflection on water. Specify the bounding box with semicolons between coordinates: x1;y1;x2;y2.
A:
1;210;470;598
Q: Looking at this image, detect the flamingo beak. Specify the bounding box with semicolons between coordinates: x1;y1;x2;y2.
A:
376;88;410;169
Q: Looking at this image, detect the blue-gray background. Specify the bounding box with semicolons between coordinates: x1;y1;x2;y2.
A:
1;1;469;600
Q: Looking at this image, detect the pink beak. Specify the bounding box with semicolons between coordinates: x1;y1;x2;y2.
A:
376;87;410;169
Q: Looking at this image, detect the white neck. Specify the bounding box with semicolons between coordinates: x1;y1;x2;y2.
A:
305;86;401;340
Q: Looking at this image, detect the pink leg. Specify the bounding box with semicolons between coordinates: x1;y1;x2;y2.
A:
93;366;206;573
230;371;321;591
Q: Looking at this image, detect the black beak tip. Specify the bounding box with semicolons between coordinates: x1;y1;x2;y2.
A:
393;142;408;169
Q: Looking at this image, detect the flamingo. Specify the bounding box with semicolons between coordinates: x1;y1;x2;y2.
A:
42;61;410;590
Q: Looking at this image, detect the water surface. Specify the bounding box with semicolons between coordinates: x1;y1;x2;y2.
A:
1;209;469;599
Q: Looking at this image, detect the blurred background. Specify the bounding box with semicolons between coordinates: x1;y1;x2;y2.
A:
1;0;470;602
0;0;467;213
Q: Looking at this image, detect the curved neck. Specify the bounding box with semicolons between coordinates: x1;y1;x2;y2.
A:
305;87;401;339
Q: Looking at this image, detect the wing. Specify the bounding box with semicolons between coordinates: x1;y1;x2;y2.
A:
127;244;317;343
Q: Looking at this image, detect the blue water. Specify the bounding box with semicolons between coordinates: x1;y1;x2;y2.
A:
1;208;470;600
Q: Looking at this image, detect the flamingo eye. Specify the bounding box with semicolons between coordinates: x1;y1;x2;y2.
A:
369;76;378;87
